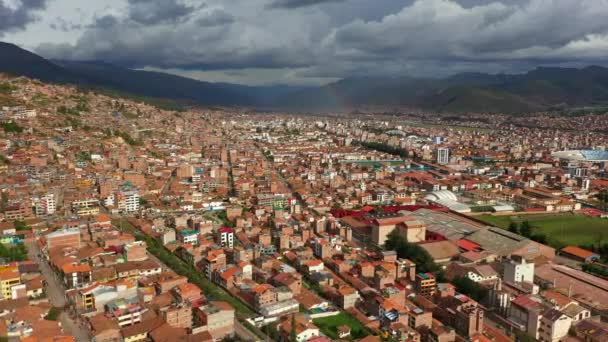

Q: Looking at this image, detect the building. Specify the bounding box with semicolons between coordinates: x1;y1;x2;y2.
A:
437;147;450;165
0;267;21;299
62;263;93;288
106;298;145;327
372;215;425;246
560;246;600;263
504;256;535;284
218;227;234;249
124;241;148;262
162;303;193;329
435;294;484;338
34;193;56;216
538;309;572;342
46;228;81;250
279;314;320;342
196;301;235;340
116;190;140;213
415;273;436;297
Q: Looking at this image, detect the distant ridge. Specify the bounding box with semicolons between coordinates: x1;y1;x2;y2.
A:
2;42;608;113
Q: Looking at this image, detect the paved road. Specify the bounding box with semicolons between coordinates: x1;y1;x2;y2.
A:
235;319;263;342
27;241;91;341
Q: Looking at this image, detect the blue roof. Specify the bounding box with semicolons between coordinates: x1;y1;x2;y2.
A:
580;150;608;161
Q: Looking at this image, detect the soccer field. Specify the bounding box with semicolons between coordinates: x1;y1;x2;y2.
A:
476;213;608;248
312;312;370;339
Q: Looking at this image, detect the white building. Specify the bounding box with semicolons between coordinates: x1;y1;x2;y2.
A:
219;227;234;248
504;257;535;284
437;147;450;164
538;309;572;342
34;193;56;216
117;190;140;213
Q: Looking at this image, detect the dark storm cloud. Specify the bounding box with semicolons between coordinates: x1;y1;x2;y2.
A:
89;15;119;29
0;0;48;35
35;0;608;83
195;9;234;27
267;0;348;9
127;0;197;25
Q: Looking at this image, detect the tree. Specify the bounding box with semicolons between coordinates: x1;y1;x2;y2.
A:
290;314;297;342
385;229;439;273
508;222;519;234
520;220;532;237
452;276;488;302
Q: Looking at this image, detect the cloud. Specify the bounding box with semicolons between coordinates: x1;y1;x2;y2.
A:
267;0;348;9
32;0;608;84
0;0;48;35
195;9;234;27
127;0;196;25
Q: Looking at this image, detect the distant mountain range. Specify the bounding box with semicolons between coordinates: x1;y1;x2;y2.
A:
2;42;608;113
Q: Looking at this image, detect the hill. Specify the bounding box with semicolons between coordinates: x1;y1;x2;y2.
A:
3;42;608;113
275;66;608;113
0;42;302;107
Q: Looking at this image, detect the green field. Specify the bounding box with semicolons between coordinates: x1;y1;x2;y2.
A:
477;213;608;248
312;312;370;339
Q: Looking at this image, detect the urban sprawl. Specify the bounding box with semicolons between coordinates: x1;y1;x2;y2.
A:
0;75;608;342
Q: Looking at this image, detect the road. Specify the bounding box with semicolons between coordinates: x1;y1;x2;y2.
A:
27;241;91;342
235;320;263;342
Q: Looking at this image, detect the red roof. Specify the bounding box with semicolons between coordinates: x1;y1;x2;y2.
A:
457;239;481;252
218;227;234;233
561;246;598;260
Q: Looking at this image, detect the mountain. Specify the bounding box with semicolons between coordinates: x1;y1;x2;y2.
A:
0;42;82;83
0;42;304;107
276;66;608;113
3;42;608;113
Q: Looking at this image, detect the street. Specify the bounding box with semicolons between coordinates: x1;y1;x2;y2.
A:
26;241;91;342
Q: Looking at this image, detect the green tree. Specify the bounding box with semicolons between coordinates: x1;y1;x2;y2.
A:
520;220;532;237
452;276;488;302
385;229;439;273
290;314;297;342
508;222;519;234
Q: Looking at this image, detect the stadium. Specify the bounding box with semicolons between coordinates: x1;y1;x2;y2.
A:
551;150;608;162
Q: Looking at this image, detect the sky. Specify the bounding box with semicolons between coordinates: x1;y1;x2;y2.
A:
2;0;608;85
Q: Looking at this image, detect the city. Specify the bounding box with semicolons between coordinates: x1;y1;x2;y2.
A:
0;74;607;341
1;1;608;341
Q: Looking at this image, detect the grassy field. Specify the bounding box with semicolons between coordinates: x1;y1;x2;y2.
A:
312;312;370;339
477;213;608;248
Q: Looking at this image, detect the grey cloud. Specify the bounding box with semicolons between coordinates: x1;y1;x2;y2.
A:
88;15;119;29
325;0;608;63
127;0;197;25
267;0;348;9
0;0;48;35
33;0;608;84
195;9;234;27
50;17;82;32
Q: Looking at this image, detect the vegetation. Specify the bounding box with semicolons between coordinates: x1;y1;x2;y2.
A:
0;121;23;133
0;82;16;94
451;276;489;302
57;105;80;116
13;220;28;231
44;307;62;321
0;243;28;262
112;219;254;315
470;205;495;213
355;140;408;158
115;130;143;146
581;264;608;278
385;229;439;273
477;213;608;249
312;312;370;339
0;155;9;165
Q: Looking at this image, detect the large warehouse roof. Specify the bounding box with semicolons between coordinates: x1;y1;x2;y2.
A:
552;150;608;162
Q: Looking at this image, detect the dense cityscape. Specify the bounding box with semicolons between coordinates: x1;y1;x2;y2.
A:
0;73;606;342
